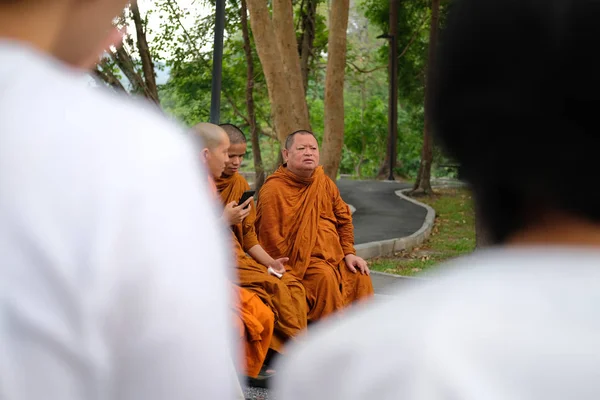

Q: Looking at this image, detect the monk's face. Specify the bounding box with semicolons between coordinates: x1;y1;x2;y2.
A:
204;137;231;179
284;133;319;176
223;142;247;177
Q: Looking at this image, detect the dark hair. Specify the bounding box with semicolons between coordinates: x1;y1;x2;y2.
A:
432;0;600;243
219;123;247;144
285;130;318;150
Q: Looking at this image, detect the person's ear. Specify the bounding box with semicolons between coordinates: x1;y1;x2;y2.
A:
282;148;289;163
201;148;210;163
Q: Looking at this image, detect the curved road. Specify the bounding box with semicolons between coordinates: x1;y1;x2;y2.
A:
337;179;427;244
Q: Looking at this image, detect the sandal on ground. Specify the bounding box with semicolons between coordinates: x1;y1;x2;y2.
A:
246;365;276;389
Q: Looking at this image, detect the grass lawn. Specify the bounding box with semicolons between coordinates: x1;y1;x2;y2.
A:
369;187;476;276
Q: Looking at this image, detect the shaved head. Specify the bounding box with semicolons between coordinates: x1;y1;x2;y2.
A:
192;122;229;150
219;123;247;145
285;130;318;150
192;122;230;178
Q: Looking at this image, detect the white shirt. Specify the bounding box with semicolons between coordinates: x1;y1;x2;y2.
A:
274;247;600;399
0;41;236;400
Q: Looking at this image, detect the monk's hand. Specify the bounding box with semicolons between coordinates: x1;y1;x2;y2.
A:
268;258;288;275
223;200;252;225
344;254;370;275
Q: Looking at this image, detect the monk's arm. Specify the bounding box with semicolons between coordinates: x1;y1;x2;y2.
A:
332;184;356;256
247;245;275;268
242;206;260;252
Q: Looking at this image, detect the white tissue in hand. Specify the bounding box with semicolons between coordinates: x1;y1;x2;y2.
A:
268;266;283;278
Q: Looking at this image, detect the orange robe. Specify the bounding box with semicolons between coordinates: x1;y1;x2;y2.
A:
231;285;274;378
216;172;308;352
215;172;260;251
207;176;274;377
255;166;374;323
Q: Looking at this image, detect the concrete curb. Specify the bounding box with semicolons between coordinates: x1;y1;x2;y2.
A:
355;188;436;260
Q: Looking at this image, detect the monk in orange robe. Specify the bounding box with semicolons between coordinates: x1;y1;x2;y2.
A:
231;284;274;378
192;122;274;380
215;124;307;353
255;130;374;323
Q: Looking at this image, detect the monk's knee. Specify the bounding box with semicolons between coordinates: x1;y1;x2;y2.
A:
312;268;342;298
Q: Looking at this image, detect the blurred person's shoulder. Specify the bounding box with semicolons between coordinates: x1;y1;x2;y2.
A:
0;41;193;166
275;247;600;399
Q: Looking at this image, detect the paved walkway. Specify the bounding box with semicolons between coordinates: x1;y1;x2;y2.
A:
337;179;428;295
337;180;427;245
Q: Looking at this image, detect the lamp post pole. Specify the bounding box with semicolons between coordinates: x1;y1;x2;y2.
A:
209;0;226;124
377;0;399;181
387;0;399;181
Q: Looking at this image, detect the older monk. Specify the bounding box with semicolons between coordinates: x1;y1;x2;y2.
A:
215;123;308;354
255;130;374;323
192;122;274;382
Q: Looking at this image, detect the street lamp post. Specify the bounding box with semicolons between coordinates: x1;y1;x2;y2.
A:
378;0;399;181
209;0;226;124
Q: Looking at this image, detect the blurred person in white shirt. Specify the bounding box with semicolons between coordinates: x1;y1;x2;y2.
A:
273;1;600;399
0;0;237;399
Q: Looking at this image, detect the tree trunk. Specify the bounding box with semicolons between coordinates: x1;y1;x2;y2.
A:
412;160;423;190
475;207;492;248
376;154;391;179
130;1;159;104
272;0;311;130
416;118;433;193
473;188;493;248
246;0;311;146
240;0;266;192
298;0;318;92
110;46;153;100
321;0;350;180
93;65;127;92
413;0;439;195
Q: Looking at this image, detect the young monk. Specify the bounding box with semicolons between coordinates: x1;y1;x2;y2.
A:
215;123;308;357
255;130;374;323
192;122;275;382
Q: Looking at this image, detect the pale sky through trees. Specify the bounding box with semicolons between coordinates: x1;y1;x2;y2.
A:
88;0;213;87
130;0;214;58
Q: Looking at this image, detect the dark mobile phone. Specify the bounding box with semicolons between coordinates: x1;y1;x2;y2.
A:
238;190;255;209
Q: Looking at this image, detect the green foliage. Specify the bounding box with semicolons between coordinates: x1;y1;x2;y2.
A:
355;0;453;179
340;97;388;176
143;0;453;179
361;0;431;106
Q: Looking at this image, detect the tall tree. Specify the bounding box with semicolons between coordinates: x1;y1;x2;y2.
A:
321;0;350;179
240;0;265;191
475;202;492;248
273;0;310;128
412;0;440;195
110;46;147;93
298;0;319;91
130;1;159;104
94;8;160;104
94;58;127;92
246;0;311;144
